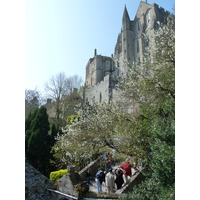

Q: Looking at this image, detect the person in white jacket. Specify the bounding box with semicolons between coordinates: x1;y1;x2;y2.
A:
105;168;115;194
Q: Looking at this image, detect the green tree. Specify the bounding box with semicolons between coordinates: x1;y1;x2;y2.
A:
25;106;56;176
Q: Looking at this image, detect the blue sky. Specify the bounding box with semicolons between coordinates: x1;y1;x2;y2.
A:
25;0;175;93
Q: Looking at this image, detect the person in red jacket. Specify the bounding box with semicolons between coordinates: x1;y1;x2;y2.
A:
120;160;132;185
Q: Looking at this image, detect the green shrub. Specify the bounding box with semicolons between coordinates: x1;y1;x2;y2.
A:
50;169;68;182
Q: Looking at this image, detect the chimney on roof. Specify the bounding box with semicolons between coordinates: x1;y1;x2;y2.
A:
94;49;97;57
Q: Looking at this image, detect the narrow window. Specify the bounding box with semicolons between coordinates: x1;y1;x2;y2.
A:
138;20;140;31
100;92;102;103
137;41;139;53
147;10;150;23
146;35;149;47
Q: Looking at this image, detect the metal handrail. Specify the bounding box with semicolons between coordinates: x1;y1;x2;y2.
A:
47;188;78;200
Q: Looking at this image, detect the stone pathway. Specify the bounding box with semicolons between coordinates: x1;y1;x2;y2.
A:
89;180;105;193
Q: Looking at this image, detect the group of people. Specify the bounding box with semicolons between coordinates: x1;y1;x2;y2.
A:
86;153;139;194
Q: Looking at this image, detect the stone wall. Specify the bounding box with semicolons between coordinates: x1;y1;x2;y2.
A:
115;170;144;195
78;156;103;180
85;75;111;104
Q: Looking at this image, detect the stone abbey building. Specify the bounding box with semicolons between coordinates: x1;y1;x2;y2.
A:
84;1;173;104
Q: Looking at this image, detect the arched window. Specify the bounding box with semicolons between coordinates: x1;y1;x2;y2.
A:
146;9;151;23
137;19;140;31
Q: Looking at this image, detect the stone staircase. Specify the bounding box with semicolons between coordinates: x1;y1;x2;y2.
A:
87;167;144;196
47;157;144;199
78;155;145;197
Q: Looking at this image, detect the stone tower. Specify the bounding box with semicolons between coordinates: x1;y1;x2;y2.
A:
84;1;174;105
85;49;113;87
121;5;134;74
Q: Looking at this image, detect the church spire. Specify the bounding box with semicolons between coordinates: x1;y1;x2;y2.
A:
122;5;130;31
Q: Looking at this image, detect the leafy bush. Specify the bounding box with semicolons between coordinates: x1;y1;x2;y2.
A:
50;169;68;182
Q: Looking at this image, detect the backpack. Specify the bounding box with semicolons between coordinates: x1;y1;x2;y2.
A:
96;170;103;179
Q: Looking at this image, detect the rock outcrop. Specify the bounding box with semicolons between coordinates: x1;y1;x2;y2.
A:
25;161;61;200
54;166;89;199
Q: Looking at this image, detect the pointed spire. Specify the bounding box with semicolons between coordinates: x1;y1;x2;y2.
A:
123;5;130;22
122;5;130;31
